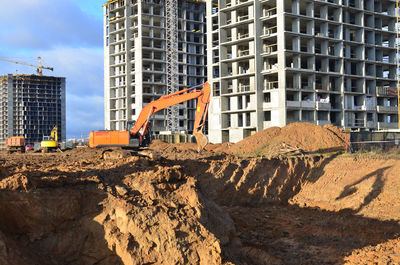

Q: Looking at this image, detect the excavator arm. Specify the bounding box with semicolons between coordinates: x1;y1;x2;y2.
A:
130;82;211;150
50;126;58;142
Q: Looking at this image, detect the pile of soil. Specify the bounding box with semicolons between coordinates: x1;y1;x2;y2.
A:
226;122;349;156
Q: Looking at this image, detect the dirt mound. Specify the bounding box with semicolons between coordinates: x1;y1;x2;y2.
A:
225;126;281;155
323;123;350;147
149;139;169;150
228;122;349;156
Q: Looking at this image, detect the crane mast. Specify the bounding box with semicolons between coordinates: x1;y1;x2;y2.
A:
165;0;179;132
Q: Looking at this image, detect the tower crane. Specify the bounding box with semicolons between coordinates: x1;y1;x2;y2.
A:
0;57;53;76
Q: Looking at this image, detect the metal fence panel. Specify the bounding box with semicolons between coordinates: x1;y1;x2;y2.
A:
350;131;400;152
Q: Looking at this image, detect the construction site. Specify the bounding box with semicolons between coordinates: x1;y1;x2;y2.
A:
1;0;400;264
1;122;400;265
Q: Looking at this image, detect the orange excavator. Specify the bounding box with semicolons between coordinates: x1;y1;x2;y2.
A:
89;82;211;151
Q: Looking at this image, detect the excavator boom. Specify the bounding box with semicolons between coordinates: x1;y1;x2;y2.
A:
50;126;58;142
130;82;211;150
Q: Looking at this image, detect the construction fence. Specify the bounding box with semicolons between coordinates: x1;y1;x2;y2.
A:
154;133;195;144
349;131;400;153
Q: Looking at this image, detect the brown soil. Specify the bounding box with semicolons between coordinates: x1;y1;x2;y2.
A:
226;122;349;156
0;124;399;265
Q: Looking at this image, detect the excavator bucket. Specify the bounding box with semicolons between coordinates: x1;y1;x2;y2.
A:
193;131;209;152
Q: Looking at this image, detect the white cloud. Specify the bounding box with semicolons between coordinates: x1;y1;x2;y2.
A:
40;47;104;138
0;1;105;139
0;0;102;49
39;46;104;95
66;94;104;138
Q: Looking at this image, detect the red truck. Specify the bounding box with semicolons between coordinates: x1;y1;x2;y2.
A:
6;136;25;153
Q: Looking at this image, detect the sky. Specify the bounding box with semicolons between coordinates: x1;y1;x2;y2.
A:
0;0;105;139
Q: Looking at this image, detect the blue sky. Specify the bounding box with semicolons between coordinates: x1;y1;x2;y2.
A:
0;0;105;139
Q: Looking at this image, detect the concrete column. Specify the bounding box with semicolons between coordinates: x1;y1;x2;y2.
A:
126;3;133;122
7;75;13;138
276;0;286;126
61;78;66;142
103;5;111;130
254;0;264;132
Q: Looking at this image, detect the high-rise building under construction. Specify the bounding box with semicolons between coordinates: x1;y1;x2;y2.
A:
103;0;207;134
0;74;66;148
207;0;399;143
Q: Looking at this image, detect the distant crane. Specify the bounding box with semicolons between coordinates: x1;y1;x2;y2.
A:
0;57;53;76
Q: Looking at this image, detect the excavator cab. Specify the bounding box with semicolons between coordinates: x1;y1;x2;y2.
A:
127;120;152;147
126;121;135;131
40;126;58;152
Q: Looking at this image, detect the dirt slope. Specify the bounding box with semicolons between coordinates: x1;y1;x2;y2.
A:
290;156;400;221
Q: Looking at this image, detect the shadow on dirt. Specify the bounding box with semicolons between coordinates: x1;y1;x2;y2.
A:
0;186;123;265
169;154;400;265
336;166;391;213
226;202;400;265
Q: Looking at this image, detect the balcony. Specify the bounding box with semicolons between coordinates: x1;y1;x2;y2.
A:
262;7;277;18
376;86;398;97
378;122;398;130
346;105;366;111
263;26;277;36
238;84;251;92
316;102;331;110
377;106;398;113
366;121;377;128
238;32;250;39
263;63;278;73
264;81;279;90
237;15;249;22
212;39;219;47
301;101;315;108
287;100;300;108
238;49;250;57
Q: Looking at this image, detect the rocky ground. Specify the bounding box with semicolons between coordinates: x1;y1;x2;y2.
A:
0;123;399;265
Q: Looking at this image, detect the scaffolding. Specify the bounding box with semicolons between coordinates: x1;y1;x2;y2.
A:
165;0;179;132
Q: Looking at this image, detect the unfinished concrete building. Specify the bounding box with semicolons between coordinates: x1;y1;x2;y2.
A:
207;0;399;143
103;0;206;134
0;74;66;148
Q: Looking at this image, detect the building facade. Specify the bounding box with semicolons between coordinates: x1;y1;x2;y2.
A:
0;74;66;148
207;0;399;143
103;0;206;134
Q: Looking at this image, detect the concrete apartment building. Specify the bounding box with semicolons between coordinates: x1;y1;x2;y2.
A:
0;74;66;148
207;0;399;143
103;0;206;134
